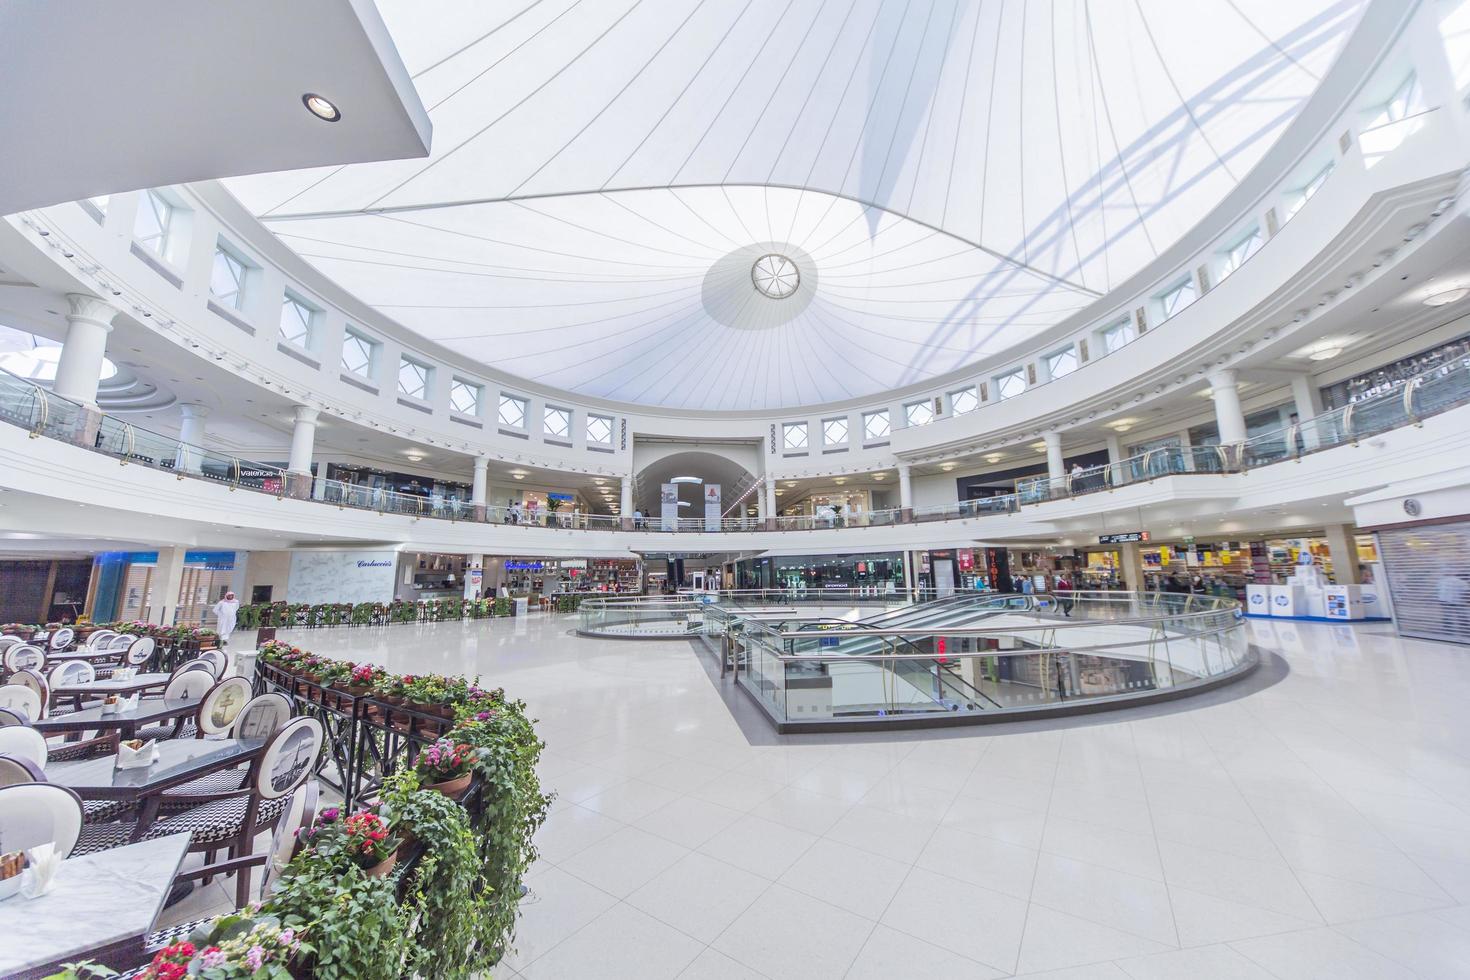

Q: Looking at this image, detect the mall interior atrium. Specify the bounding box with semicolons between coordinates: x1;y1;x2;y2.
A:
2;0;1470;977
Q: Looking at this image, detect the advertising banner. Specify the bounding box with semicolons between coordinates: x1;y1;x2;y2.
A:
660;484;679;531
287;550;397;603
704;484;722;531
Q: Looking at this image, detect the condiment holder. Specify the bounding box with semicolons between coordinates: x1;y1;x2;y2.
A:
0;851;24;902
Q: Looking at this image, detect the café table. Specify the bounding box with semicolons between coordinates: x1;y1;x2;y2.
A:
0;832;191;979
53;672;171;697
47;737;266;838
34;697;201;739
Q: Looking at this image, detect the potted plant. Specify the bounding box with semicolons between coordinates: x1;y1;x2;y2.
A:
300;807;401;877
345;662;383;697
414;739;475;796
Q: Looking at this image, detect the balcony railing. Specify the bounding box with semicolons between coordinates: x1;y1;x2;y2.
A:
1;352;1466;532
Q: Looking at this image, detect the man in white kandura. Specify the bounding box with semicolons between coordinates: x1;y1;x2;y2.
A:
212;590;240;646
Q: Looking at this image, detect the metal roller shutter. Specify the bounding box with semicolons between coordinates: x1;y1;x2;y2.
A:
1378;522;1470;645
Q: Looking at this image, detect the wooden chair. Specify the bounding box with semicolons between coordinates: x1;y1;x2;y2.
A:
74;717;326;907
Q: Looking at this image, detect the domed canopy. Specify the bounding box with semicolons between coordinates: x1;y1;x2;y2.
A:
227;0;1364;411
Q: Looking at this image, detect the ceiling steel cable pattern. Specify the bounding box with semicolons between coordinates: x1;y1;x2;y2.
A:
224;0;1365;410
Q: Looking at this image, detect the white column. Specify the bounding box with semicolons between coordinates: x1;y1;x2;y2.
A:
1207;369;1248;445
620;476;634;529
471;456;489;506
287;406;319;474
1043;431;1065;483
763;474;777;524
55;293;119;406
1323;523;1361;584
176;404;208;473
1104;434;1123;465
755;479;768;521
153;546;187;625
1120;541;1147;595
897;463;913;515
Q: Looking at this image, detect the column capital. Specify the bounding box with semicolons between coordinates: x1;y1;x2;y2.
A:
64;293;120;329
896;460;911;474
292;405;320;425
473;454;490;471
1042;430;1062;448
179;403;210;420
1207;367;1238;390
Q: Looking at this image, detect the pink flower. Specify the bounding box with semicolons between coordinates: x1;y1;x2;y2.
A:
200;949;226;969
278;928;295;946
246;945;265;970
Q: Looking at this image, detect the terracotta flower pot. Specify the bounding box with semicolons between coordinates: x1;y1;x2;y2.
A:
364;850;398;878
423;772;472;796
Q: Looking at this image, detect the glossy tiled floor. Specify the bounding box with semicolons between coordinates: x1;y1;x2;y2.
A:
275;615;1470;979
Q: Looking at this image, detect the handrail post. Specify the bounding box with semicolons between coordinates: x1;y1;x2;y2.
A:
1404;376;1421;427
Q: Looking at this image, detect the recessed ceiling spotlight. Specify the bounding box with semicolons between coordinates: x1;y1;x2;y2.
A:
939;463;956;472
984;453;1004;463
871;472;886;480
302;93;341;122
834;476;848;484
1307;344;1344;361
1423;287;1470;306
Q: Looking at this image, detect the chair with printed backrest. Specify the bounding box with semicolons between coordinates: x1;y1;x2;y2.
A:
135;779;320;958
0;685;41;725
199;649;228;678
0;708;29;728
0;634;22;653
0;782;84;859
157;685;288;815
3;643;47;678
94;635;156;682
46;627;75;653
7;669;48;718
74;716;325;907
47;659;94;696
0;752;46;787
131;668;215;741
85;629;119;651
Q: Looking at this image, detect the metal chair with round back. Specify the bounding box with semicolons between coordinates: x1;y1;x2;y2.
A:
47;660;94;693
75;716;325;907
123;635;155;668
0;782;84;858
46;628;75;652
0;726;47;770
4;643;47;676
7;669;48;718
85;629;119;651
0;753;47;787
0;685;41;724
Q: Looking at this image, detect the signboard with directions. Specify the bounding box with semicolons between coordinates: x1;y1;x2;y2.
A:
1099;531;1150;544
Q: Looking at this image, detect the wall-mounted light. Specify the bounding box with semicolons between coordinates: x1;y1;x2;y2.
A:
302;94;342;122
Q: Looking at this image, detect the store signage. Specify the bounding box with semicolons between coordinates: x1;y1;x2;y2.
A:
355;559;391;568
560;559;587;569
1099;531;1150;544
505;561;546;571
660;483;678;532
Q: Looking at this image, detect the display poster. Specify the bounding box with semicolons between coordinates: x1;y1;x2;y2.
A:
660;484;679;531
704;484;722;532
287;550;397;603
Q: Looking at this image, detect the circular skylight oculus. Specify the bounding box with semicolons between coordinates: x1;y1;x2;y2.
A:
751;254;799;300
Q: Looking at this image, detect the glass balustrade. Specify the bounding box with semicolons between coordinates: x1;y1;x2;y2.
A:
0;354;1466;532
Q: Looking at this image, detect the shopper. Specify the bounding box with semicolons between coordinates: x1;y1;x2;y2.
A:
633;508;644;528
527;498;540;526
1056;575;1074;617
212;590;240;647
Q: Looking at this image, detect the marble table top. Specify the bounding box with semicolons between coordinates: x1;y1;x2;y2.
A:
54;672;170;695
0;832;191;976
34;697;200;735
48;737;265;799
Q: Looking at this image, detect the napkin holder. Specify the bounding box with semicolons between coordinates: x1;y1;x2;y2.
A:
20;843;58;899
115;738;159;769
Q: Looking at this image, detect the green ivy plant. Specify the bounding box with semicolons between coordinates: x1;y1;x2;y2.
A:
264;853;407;980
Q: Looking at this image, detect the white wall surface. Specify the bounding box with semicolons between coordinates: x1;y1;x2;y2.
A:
286;550;397;603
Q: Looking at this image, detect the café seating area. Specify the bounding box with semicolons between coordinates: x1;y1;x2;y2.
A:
0;625;549;978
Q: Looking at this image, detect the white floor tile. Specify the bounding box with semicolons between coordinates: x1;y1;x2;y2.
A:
503;866;619;972
627;852;771;943
1031;854;1178;947
747;785;852;835
1114;943;1278;980
557;825;691;898
520;903;702;980
825;804;936;864
776;839;910;919
533;803;627;864
845;924;1006;980
916;825;1040;899
880;867;1029;973
711;884;875;980
636;794;745;850
696;813;819;880
1229;926;1420;979
1016;904;1172;975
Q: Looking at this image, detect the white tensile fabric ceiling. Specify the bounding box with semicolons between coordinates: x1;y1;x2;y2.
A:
226;0;1366;411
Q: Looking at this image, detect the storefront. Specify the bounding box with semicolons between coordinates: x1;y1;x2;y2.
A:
484;557;641;596
324;463;470;511
735;552;905;593
92;550;239;624
781;488;873;525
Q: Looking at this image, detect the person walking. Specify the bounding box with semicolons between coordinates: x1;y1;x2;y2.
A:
1056;575;1074;617
212;590;240;647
